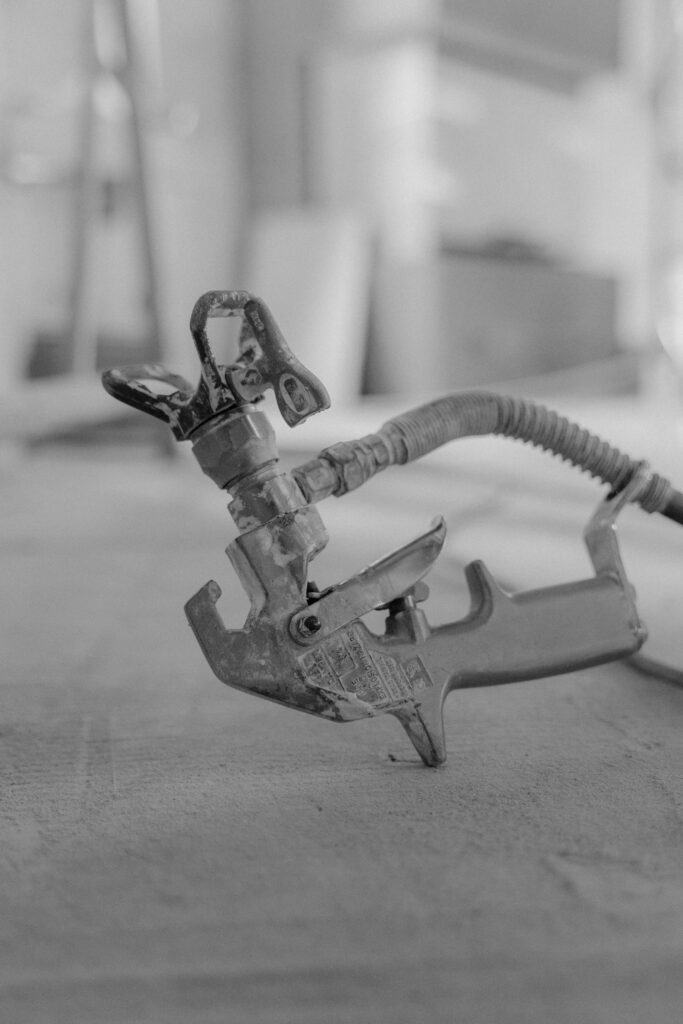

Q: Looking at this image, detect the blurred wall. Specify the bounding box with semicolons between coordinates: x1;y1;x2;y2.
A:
308;0;653;343
240;0;660;393
0;0;667;398
240;0;340;211
0;0;246;388
1;1;83;390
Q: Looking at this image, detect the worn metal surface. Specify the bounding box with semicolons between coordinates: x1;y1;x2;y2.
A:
100;291;654;766
101;291;330;439
101;291;654;766
187;479;647;767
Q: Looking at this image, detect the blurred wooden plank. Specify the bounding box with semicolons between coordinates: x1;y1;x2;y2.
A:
0;376;129;442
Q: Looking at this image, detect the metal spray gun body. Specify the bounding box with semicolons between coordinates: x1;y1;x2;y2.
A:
102;290;668;766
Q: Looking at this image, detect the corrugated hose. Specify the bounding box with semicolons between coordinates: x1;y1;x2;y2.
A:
292;391;683;525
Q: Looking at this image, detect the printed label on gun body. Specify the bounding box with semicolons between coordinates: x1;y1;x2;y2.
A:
299;625;430;708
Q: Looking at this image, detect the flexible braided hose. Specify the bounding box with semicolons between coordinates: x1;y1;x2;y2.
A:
292;392;683;523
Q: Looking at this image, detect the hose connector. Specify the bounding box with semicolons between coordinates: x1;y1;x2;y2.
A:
293;391;678;520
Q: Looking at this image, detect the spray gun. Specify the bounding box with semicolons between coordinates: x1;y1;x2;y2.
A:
102;290;683;766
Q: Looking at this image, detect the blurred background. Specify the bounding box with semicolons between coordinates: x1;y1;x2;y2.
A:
7;7;683;1022
4;0;683;428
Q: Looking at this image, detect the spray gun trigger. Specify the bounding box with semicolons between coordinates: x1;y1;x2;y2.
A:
289;517;446;644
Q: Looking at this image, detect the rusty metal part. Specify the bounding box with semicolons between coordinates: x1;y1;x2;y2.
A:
101;290;330;439
185;467;649;767
190;408;277;490
101;290;663;767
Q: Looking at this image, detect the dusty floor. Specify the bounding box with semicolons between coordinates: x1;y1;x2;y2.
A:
2;414;683;1023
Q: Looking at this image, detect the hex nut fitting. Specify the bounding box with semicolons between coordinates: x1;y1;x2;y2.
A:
191;409;278;489
292;458;339;503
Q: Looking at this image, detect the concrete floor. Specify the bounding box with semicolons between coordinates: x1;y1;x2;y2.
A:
2;415;683;1023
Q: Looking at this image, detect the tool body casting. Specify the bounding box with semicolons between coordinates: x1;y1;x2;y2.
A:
103;290;682;766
